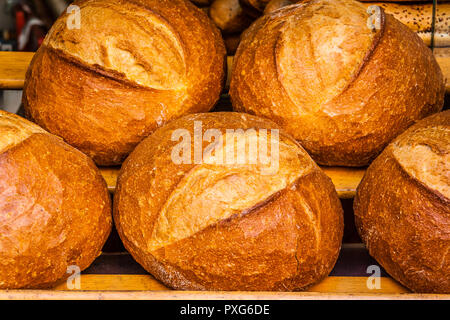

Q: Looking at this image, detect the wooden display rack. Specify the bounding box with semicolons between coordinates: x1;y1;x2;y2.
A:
0;51;448;300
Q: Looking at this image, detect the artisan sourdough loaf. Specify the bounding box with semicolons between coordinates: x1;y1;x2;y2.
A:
230;0;445;166
0;110;112;289
354;110;450;293
114;112;343;291
23;0;226;165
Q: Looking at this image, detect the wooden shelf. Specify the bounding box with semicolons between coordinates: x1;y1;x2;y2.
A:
0;52;32;89
1;51;448;300
1;51;450;92
3;288;446;301
0;51;367;198
48;275;409;295
99;166;366;199
1;277;417;300
0;50;446;199
2;244;449;300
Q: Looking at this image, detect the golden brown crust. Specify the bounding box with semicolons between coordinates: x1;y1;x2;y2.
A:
23;0;226;166
354;111;449;293
0;110;47;155
0;111;112;289
114;112;343;291
148;171;343;291
230;0;445;167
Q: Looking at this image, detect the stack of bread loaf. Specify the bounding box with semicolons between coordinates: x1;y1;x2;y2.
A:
193;0;450;54
0;0;448;293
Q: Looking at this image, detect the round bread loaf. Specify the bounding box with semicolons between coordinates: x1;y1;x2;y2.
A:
354;110;449;293
23;0;226;166
230;0;445;166
0;110;112;289
114;112;343;291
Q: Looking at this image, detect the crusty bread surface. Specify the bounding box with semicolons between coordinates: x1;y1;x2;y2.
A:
0;111;112;289
114;112;344;291
230;0;445;166
354;110;449;293
23;0;226;165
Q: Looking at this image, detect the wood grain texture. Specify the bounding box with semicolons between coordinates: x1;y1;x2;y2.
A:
48;274;409;293
0;52;33;89
3;275;450;299
0;51;448;92
99;167;121;193
2;290;447;300
436;56;450;91
324;167;366;199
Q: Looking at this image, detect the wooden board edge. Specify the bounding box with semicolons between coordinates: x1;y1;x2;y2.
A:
0;290;447;301
0;51;32;89
49;275;409;293
47;274;411;294
3;272;450;300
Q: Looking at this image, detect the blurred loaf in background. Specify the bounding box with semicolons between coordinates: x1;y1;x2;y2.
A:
194;0;450;56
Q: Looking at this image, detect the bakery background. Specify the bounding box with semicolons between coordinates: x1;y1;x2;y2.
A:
0;0;448;297
0;0;63;113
